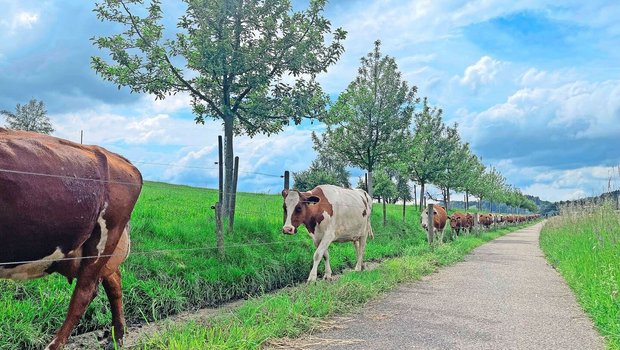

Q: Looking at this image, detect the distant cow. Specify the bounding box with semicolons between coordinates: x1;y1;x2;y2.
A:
479;214;494;229
0;128;142;350
421;204;447;242
282;185;373;282
450;212;473;237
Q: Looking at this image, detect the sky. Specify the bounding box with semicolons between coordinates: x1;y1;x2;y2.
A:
1;0;619;203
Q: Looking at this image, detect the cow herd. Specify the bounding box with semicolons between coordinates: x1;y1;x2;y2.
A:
420;204;541;242
1;129;540;350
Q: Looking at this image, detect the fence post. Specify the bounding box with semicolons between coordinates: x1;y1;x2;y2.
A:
283;170;290;190
214;202;224;257
217;136;223;204
426;203;434;245
228;156;239;234
80;130;83;144
474;213;480;235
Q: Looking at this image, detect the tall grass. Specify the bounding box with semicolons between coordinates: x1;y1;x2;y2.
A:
540;202;620;349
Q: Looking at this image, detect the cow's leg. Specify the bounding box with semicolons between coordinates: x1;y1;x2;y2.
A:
322;250;333;280
45;266;103;350
308;237;333;282
102;268;125;347
355;234;368;271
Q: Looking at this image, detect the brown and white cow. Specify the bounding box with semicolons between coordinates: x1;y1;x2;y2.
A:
449;212;473;237
421;204;447;242
0;128;142;350
479;214;494;229
282;185;373;282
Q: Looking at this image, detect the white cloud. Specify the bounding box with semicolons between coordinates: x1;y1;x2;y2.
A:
0;10;40;34
459;56;503;90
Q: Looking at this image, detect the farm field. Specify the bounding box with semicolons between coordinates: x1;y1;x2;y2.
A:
0;181;430;349
540;204;620;350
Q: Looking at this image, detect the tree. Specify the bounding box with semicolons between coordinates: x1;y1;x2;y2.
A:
407;98;445;211
1;99;54;134
373;169;396;226
321;40;417;198
462;154;484;210
395;175;412;222
434;123;466;211
92;0;346;226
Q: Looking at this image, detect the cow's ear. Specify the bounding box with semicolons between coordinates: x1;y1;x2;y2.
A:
282;189;289;198
306;196;321;205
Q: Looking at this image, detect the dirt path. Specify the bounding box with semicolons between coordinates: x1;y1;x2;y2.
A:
276;222;605;350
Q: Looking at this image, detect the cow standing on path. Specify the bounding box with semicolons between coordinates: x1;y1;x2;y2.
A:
282;185;373;282
0;128;142;350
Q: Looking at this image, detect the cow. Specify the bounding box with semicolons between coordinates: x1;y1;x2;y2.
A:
282;185;373;282
449;212;474;237
421;204;447;242
479;214;493;229
0;128;142;350
449;212;466;237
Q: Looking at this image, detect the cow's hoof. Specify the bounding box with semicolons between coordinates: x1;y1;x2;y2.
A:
323;275;335;281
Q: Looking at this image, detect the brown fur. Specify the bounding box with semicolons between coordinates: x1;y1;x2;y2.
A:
0;128;142;349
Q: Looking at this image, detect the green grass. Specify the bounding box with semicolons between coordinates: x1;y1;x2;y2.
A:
139;222;531;349
540;203;620;349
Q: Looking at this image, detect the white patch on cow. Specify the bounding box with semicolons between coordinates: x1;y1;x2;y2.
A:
316;185;371;242
44;338;58;350
0;247;65;280
283;191;300;230
94;202;109;263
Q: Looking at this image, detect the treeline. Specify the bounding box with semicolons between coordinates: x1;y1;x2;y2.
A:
294;41;538;222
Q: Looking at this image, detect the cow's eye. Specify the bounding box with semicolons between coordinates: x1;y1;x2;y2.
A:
295;206;302;212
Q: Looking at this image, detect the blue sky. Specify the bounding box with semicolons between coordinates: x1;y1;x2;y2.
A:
1;0;620;202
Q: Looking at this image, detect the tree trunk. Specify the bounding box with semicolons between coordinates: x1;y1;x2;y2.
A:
223;116;234;225
419;182;425;211
447;187;450;211
413;184;417;206
367;170;374;199
382;196;387;226
465;190;469;210
402;199;406;223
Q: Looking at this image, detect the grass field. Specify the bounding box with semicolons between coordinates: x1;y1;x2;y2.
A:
540;203;620;349
0;181;531;349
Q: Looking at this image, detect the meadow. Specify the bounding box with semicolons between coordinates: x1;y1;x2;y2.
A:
540;203;620;349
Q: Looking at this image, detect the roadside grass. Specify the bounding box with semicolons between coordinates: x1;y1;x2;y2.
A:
540;203;620;349
139;223;533;349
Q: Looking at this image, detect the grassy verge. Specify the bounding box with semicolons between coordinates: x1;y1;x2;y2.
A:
139;222;534;349
540;203;620;349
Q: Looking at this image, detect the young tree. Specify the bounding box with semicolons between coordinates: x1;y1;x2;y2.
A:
1;99;54;134
407;98;445;211
373;169;396;226
322;40;417;198
92;0;346;225
395;175;412;222
434;123;465;211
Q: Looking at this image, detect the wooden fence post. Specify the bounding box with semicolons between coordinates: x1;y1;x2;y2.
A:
474;213;480;235
217;136;223;204
283;170;290;191
426;203;434;245
214;202;224;257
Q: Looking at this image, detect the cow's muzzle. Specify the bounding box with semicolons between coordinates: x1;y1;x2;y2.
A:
282;226;297;235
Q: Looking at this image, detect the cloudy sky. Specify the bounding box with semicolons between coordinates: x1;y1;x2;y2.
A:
1;0;619;202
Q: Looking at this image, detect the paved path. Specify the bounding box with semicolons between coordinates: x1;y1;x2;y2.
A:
290;222;605;350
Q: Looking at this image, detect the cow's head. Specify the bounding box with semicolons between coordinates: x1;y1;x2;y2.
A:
420;205;439;231
281;189;320;235
450;214;461;229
